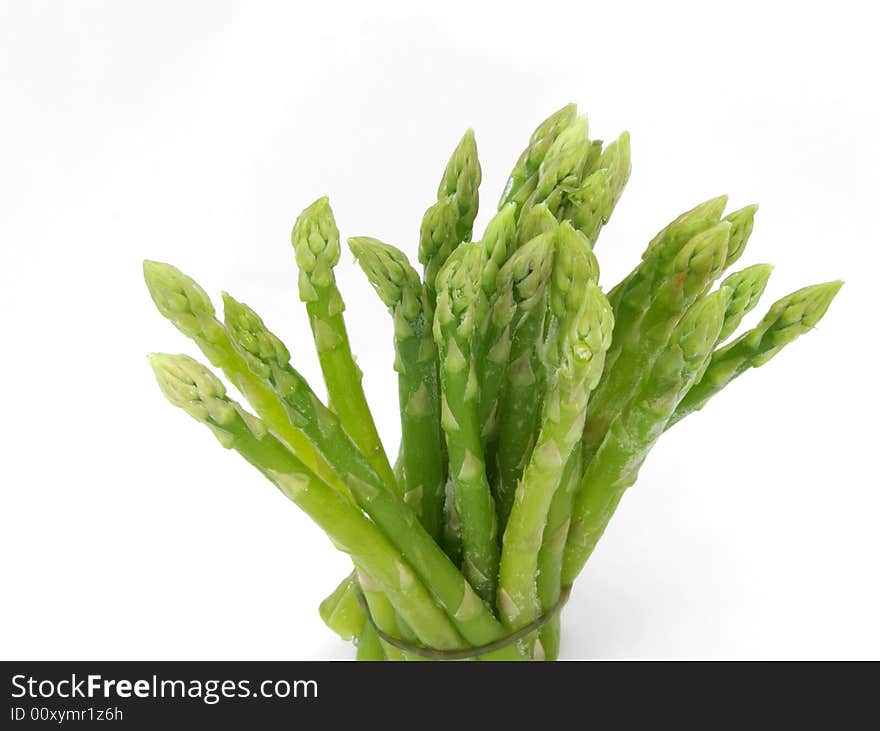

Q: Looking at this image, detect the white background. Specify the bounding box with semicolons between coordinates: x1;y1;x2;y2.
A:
2;1;877;660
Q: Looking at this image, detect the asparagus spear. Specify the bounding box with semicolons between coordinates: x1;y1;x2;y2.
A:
420;130;482;300
716;263;774;343
477;231;555;445
348;237;445;539
148;354;464;651
582;220;731;460
223;294;521;656
491;228;560;525
669;281;843;427
535;446;583;660
434;243;499;605
520;115;591;220
562;289;731;583
291;198;397;493
499;104;578;211
498;282;613;632
143;261;340;490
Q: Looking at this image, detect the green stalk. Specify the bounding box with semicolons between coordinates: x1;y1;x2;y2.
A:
291;198;397;493
223;296;522;656
489;230;557;524
535;446;582;660
434;243;499;605
669;281;843;427
477;230;555;445
148;354;463;651
562;289;730;583
348;237;445;539
143;261;341;491
582;220;730;460
498;282;612;634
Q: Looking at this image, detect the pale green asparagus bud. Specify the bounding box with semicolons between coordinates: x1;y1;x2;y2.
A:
565;169;612;244
550;222;599;326
420;130;482;298
596;131;631;211
438;129;482;243
527;116;590;215
290;196;341;302
671;281;843;424
717;263;774;342
722;204;758;269
516;202;559;248
499;104;578;210
480;202;518;295
143;261;229;365
348;237;423;322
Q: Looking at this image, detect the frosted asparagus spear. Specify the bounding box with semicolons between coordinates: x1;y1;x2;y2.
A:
148;354;463;651
348;237;445;539
669;281;843;427
291;198;397;493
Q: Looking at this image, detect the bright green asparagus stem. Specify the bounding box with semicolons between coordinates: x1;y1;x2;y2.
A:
498;282;613;634
716;263;774;343
536;446;583;660
562;289;730;583
490;228;560;526
148;354;464;651
348;237;445;539
669;281;843;427
499;104;578;211
291;198;397;493
319;572;365;642
434;243;500;605
223;295;521;656
142;261;340;490
477;231;555;445
420;130;482;300
582;220;731;460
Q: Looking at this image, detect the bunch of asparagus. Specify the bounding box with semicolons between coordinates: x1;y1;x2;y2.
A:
145;105;840;660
